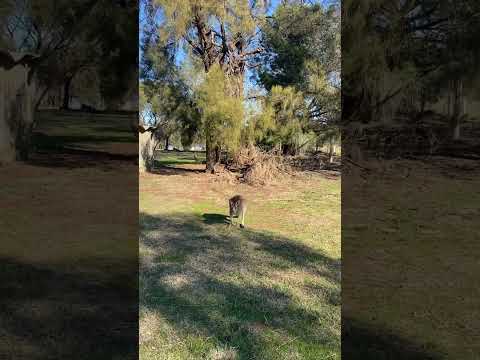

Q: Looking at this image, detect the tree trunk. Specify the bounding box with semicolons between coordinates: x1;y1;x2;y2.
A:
215;145;221;163
420;90;426;114
139;130;158;172
35;86;50;111
165;135;170;151
62;76;73;110
0;115;15;164
205;137;217;173
227;73;244;98
329;139;334;163
0;59;38;164
451;78;463;141
15;122;34;161
452;118;461;140
0;99;34;163
192;24;246;173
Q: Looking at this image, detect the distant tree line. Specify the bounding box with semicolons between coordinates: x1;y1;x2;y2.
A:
0;0;138;162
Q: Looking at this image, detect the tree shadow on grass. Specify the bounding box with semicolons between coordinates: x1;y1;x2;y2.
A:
27;132;137;169
148;165;204;176
139;212;341;359
202;213;229;225
140;211;444;359
0;258;138;360
29;148;137;169
342;318;445;360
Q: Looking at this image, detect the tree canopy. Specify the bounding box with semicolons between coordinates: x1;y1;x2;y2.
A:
1;0;138;109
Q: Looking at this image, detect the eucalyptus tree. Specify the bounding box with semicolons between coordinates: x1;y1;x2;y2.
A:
153;0;270;172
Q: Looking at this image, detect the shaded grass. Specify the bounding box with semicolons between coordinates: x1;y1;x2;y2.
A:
34;110;137;153
0;257;137;360
28;110;137;169
36;111;135;137
140;169;341;360
342;158;480;359
1;110;138;359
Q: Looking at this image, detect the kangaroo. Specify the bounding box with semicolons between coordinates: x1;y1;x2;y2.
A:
229;195;247;228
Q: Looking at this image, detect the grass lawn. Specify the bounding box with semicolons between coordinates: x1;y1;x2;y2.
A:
343;157;480;359
140;155;341;360
154;150;206;168
33;110;137;155
0;110;138;359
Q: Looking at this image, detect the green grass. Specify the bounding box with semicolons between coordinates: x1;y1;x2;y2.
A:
140;154;341;360
155;150;206;167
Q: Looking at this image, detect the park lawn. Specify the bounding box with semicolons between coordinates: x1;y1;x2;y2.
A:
0;110;138;359
139;159;341;360
33;110;137;155
1;110;137;268
154;150;206;167
343;157;480;359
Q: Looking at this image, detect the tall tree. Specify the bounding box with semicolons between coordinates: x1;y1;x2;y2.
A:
259;2;339;93
154;0;269;172
140;12;201;161
258;1;340;154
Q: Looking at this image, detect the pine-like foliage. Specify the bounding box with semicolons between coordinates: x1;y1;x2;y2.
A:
197;64;243;155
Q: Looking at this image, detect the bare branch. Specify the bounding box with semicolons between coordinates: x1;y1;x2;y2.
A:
241;47;263;58
184;34;203;56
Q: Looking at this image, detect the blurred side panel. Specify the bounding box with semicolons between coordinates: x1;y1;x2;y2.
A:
342;1;480;359
0;1;139;359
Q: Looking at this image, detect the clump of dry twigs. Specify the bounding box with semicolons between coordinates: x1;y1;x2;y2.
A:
228;146;292;185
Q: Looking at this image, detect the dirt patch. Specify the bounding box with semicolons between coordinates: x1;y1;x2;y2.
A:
140;167;327;208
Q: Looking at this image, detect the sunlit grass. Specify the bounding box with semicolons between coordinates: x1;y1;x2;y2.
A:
155;150;206;167
140;153;341;360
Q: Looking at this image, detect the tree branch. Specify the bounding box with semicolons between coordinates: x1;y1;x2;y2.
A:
241;47;263;58
184;34;203;56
